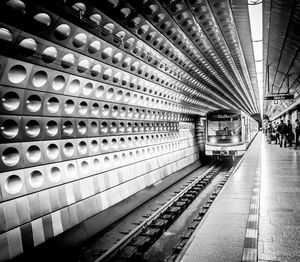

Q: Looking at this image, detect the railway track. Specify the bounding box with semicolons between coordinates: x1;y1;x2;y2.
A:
90;160;238;262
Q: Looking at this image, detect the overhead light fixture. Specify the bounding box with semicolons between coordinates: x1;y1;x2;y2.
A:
248;0;263;117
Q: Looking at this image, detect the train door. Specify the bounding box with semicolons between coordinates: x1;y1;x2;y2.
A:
241;113;247;142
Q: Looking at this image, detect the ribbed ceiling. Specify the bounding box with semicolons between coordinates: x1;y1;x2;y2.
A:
263;0;300;119
0;0;262;116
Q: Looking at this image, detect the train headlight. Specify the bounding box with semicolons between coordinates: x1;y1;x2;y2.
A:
210;137;217;144
232;136;239;143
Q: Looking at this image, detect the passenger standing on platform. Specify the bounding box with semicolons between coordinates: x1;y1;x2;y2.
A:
266;121;273;143
286;120;293;147
294;119;300;149
263;122;268;139
273;122;279;144
276;122;280;144
278;119;287;147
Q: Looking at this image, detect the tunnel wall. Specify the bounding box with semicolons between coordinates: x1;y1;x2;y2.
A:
0;1;206;260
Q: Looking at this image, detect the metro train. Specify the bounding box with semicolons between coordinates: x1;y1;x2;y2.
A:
205;109;258;159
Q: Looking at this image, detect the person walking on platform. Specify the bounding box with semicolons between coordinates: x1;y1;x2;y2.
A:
294;119;300;149
278;119;287;147
286;120;293;146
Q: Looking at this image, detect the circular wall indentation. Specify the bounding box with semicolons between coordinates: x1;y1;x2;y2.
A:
68;79;80;93
25;120;40;138
90;139;99;153
111;138;117;147
47;143;59;160
113;72;121;83
63;121;74;136
106;87;114;99
61;53;75;68
121;152;127;162
63;142;75;157
26;94;41;112
46;120;58;137
46;97;59;113
6;0;26;14
5;175;22;194
55;24;71;40
112;52;123;64
29;170;43;188
66;163;77;178
103;69;112;80
64;99;75;114
32;70;48;88
93;158;101;171
111;122;117;133
112;106;118;117
49;166;61;183
104;156;110;167
122;57;131;68
95;85;104;98
2;91;20;111
101;47;113;59
8;64;26;84
101;139;108;150
80;160;89;174
42;46;58;63
120;107;126;117
102;104;110;116
0;27;13;42
131;94;138;103
1;119;19;139
116;90;123;101
2;147;20;166
124;92;130;103
19;38;37;56
127;137;133;146
26;145;41;163
119;122;125;133
127;122;133;132
113;154;119;164
34;13;51;26
127;107;134;118
91;64;101;77
88;40;101;54
78;141;88;155
79;101;88;115
77;59;89;73
91;103;99;116
52;75;65;91
72;3;86;12
101;122;108;133
89;14;102;25
90;121;98;134
77;121;87;135
73;32;87;48
129;151;134;160
83;82;93;96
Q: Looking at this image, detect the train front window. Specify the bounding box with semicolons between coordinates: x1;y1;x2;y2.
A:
207;114;241;143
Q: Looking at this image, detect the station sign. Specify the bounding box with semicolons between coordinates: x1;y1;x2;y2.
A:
207;114;240;121
264;94;294;100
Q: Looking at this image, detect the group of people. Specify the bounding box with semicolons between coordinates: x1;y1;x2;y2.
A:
265;119;300;148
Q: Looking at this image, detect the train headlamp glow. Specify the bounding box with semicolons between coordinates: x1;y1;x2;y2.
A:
210;137;217;144
232;136;239;143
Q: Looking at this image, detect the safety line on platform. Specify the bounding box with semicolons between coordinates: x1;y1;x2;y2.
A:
242;154;261;262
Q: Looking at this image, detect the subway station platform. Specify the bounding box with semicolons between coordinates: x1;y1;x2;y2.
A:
178;132;300;262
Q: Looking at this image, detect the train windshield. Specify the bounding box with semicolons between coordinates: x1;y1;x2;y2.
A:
207;113;242;143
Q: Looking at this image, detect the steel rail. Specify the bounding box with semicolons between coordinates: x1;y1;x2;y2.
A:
94;164;217;262
171;154;246;262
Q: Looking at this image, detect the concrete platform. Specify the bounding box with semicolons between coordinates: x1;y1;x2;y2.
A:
178;132;300;262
